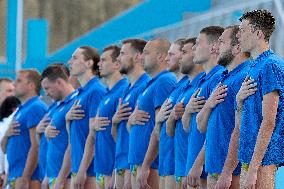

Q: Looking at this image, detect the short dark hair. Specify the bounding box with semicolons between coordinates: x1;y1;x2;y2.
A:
173;38;188;51
200;26;225;44
103;45;121;62
79;46;100;75
225;25;239;46
49;63;70;77
184;37;197;46
19;69;42;95
41;64;70;82
122;39;147;54
239;9;275;42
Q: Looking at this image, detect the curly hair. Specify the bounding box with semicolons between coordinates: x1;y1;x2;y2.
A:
239;9;275;42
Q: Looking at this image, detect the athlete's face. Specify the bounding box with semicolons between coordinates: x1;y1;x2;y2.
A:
180;43;195;74
14;72;31;98
41;78;62;101
193;33;212;65
98;50;117;78
237;19;258;54
0;81;15;104
218;28;234;67
142;41;159;73
117;43;135;74
68;48;88;77
165;44;182;72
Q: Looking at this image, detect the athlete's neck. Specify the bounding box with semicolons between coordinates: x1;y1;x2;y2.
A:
19;93;38;104
61;84;75;101
250;41;270;59
106;71;123;90
227;54;249;72
127;64;146;86
77;70;94;87
148;63;168;78
173;69;184;81
188;65;204;81
202;57;218;74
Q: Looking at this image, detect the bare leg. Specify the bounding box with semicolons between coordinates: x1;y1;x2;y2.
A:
230;175;240;189
159;177;165;189
146;168;159;189
85;176;96;189
29;180;41;189
256;165;276;189
164;176;175;189
115;171;124;189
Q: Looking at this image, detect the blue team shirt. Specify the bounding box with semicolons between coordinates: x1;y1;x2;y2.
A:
129;70;176;168
206;61;250;175
159;75;189;176
70;77;107;175
46;90;78;177
186;65;225;176
174;73;205;177
94;78;129;175
39;102;58;180
7;96;47;180
115;73;151;170
239;50;284;165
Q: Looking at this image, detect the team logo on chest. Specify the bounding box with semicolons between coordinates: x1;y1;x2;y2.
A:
104;98;110;105
124;94;131;102
142;89;149;96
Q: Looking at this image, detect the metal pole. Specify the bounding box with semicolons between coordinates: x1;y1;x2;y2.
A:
15;0;23;72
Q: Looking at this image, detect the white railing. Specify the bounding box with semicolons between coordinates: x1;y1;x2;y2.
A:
136;0;284;57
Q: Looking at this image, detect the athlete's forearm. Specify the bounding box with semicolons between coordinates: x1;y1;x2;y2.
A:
221;109;241;174
193;142;205;168
22;141;39;178
142;130;159;168
166;116;176;137
57;144;71;182
182;112;192;133
111;123;118;142
78;131;95;173
196;103;212;133
249;92;279;172
0;136;8;154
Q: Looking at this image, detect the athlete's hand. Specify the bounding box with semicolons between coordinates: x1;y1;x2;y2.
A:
66;100;85;121
5;120;20;137
74;170;87;189
36;114;50;134
185;89;206;114
215;171;232;189
244;169;257;189
187;163;203;188
15;177;29;189
128;103;150;126
91;109;111;131
123;170;132;189
41;176;49;189
182;177;188;189
112;98;132;124
156;99;172;124
45;125;60;139
236;76;257;106
206;83;227;109
53;178;65;189
137;166;150;189
172;102;185;120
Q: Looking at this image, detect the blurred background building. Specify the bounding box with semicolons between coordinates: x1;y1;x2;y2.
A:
0;0;283;78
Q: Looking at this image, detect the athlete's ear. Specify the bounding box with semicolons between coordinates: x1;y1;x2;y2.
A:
86;59;94;69
232;44;241;55
133;52;142;63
